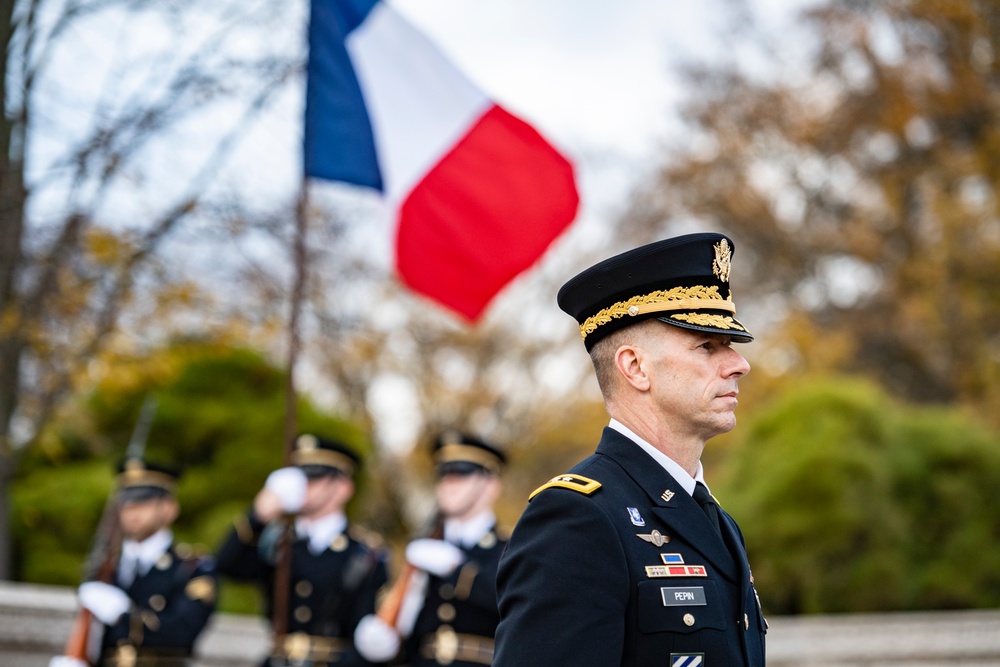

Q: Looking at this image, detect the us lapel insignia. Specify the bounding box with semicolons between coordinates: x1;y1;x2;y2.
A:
636;530;670;547
627;507;645;526
661;489;675;502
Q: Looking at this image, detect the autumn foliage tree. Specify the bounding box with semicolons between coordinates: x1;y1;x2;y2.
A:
0;0;300;578
719;377;1000;613
628;0;1000;422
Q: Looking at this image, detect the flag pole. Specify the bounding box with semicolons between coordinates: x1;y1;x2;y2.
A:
273;180;309;653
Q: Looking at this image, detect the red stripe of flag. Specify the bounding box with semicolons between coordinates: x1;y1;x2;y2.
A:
396;104;579;321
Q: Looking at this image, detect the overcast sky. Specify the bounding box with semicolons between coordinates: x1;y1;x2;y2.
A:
30;0;816;239
390;0;814;196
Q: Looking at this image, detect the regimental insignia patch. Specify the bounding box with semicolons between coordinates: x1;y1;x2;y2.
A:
529;473;601;501
636;530;670;547
671;653;705;667
627;507;645;526
645;565;707;578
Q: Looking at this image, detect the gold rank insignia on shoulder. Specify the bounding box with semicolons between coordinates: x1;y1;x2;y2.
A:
185;576;216;604
529;473;601;501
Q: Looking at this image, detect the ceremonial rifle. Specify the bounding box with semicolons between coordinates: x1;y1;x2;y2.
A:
376;511;444;628
270;185;308;661
59;396;158;665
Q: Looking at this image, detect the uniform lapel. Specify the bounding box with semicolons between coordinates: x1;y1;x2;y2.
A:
596;428;739;582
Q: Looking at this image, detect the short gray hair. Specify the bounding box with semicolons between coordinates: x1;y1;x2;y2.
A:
588;321;660;401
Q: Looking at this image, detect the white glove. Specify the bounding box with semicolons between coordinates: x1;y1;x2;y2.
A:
354;614;401;662
265;467;308;513
78;581;131;625
406;538;465;577
48;657;89;667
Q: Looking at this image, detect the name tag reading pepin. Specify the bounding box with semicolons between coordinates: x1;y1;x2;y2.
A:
660;587;707;607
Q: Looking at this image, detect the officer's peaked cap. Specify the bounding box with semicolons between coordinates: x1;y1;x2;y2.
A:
433;430;506;476
116;458;180;503
557;232;753;351
292;433;360;478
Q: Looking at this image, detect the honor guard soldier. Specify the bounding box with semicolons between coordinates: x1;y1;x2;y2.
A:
52;458;217;667
494;233;767;667
215;434;388;667
354;431;507;666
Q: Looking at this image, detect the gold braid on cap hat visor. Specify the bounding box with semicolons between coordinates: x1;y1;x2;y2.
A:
292;449;356;476
579;285;739;341
117;469;177;493
436;443;503;474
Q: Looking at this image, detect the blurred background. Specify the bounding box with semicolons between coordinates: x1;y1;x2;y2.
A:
1;0;999;623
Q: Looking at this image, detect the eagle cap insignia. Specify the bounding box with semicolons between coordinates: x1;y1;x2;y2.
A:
713;239;732;282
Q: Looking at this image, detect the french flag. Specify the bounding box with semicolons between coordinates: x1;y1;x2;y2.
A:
304;0;580;321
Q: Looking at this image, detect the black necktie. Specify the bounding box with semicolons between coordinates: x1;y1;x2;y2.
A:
693;482;723;539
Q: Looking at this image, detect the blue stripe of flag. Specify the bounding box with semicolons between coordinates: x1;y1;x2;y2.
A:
305;0;384;189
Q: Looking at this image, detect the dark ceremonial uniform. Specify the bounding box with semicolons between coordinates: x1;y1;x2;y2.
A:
90;458;216;667
494;428;766;667
215;433;388;666
404;526;507;667
216;512;388;667
99;544;217;667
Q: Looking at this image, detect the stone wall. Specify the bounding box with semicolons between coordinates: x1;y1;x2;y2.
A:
2;581;999;666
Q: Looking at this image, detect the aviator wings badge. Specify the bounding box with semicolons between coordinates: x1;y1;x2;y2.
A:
636;530;670;547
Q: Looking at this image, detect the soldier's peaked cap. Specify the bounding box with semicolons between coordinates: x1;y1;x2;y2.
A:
116;458;180;503
292;433;360;478
433;430;506;476
557;232;753;351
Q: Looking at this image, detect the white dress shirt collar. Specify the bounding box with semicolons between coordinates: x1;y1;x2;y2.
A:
296;511;347;554
444;511;496;549
608;419;707;497
121;528;173;579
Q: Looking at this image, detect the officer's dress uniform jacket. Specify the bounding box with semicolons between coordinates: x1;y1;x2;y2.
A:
494;428;766;667
216;510;388;667
405;526;506;666
100;542;216;667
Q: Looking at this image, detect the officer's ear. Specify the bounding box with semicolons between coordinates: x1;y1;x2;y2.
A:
614;342;651;392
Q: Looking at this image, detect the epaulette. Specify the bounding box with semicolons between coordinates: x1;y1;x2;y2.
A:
185;575;217;604
233;513;257;545
348;524;385;550
174;542;210;562
529;473;602;501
